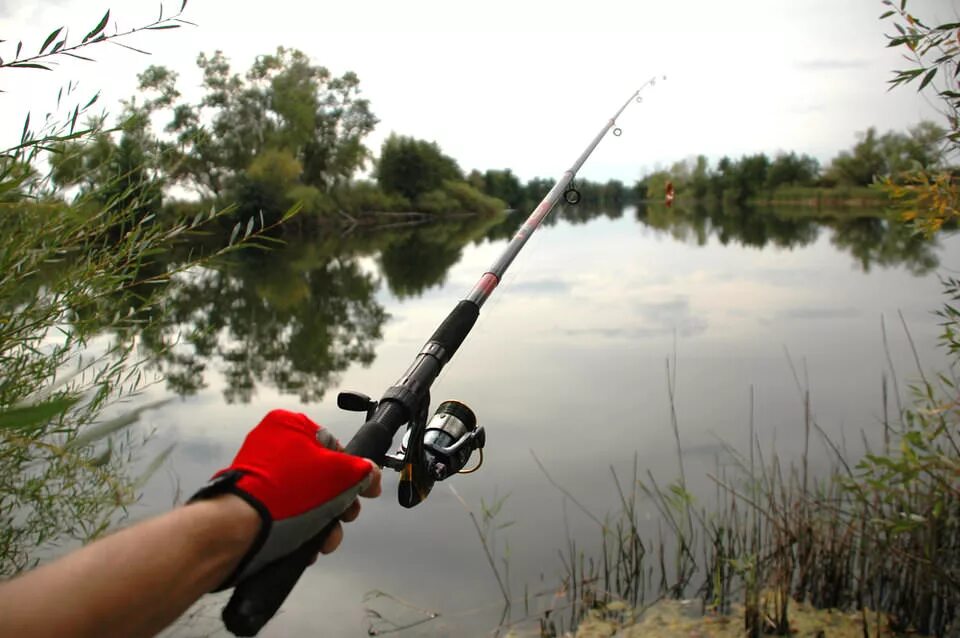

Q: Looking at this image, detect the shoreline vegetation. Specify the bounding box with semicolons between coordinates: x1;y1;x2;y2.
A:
492;305;960;637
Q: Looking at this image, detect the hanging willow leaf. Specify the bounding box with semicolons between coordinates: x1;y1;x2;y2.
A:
84;10;110;43
39;27;63;55
919;67;938;90
64;52;96;62
89;439;113;467
9;62;52;70
180;0;188;12
133;443;176;490
66;398;173;450
0;395;80;433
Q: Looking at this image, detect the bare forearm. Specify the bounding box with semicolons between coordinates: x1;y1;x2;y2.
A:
0;495;259;638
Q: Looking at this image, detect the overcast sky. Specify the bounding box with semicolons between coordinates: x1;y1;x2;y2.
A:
2;0;956;183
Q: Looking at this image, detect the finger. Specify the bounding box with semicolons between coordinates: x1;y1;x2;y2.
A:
361;462;382;498
340;498;361;523
315;428;341;451
320;522;343;554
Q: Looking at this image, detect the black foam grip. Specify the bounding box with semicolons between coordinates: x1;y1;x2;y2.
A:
222;404;407;636
429;300;479;363
223;525;330;636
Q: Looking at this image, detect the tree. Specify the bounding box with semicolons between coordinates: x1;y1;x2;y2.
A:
765;152;820;189
152;47;378;198
879;2;960;233
480;169;524;208
375;134;463;201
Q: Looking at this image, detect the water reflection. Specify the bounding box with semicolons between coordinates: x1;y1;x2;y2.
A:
131;213;501;402
635;202;938;275
123;204;940;404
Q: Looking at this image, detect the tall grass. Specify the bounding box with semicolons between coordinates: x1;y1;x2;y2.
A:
521;289;960;637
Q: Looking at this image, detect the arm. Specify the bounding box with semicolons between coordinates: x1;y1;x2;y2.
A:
0;410;381;638
0;495;259;638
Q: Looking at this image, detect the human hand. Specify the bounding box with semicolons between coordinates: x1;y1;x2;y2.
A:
191;409;381;589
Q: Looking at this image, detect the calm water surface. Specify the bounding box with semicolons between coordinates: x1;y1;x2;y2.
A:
127;205;958;636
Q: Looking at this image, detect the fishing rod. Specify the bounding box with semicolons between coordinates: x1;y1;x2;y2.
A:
221;77;662;636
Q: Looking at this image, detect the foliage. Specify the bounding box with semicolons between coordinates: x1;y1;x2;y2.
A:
0;4;192;76
416;180;503;216
826;123;947;186
879;1;960;233
635;120;945;207
376;134;463;201
168;47;377;195
0;4;276;575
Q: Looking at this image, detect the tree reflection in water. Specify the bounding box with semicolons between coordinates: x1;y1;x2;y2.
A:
124;204;938;403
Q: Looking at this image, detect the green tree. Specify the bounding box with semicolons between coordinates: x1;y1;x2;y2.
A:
375;134;463;201
765;152;820;189
153;47;378;198
480;168;524;208
876;2;960;233
827;127;886;186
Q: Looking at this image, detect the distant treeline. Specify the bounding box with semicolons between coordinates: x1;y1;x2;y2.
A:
30;46;952;238
637;121;948;206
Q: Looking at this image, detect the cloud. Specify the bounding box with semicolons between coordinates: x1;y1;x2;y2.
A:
505;279;571;295
778;306;862;320
564;297;708;339
759;306;862;325
794;58;872;71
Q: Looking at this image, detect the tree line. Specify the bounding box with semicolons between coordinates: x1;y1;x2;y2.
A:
636;121;948;206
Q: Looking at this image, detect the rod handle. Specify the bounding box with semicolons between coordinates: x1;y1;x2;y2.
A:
222;523;331;636
222;406;405;635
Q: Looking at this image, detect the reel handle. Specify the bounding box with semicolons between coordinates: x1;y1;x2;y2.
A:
222;405;405;636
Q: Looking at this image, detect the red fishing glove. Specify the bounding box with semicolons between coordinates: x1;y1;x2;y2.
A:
190;409;377;590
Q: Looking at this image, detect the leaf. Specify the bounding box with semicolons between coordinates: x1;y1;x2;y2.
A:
229;221;241;244
9;62;52;70
51;39;66;54
66;399;173;450
84;90;100;109
244;216;255;238
89;440;113;467
880;10;895;19
180;0;188;12
0;396;80;433
15;41;22;59
20;112;29;144
63;52;95;62
39;27;63;55
83;10;110;43
900;0;907;10
133;443;176;490
112;41;151;55
919;67;938;90
145;25;180;30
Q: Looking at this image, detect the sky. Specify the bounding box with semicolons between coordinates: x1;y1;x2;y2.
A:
1;0;956;183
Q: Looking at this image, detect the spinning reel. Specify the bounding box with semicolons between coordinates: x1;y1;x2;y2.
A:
337;391;485;508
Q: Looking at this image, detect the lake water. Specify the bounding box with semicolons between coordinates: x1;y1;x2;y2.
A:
120;204;956;636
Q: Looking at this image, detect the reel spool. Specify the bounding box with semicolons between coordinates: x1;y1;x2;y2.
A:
338;392;485;508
